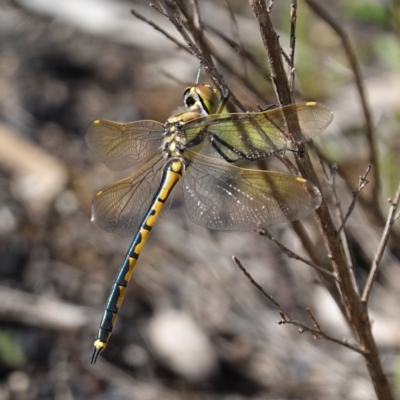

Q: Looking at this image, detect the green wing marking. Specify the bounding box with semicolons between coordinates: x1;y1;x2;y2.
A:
184;102;333;161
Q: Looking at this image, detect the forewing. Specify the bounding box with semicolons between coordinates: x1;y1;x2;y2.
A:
86;119;164;170
182;151;321;231
91;155;165;237
185;102;333;161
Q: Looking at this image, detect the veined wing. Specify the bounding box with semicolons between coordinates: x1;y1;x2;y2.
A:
185;102;333;161
91;155;166;238
182;151;321;231
86;119;164;170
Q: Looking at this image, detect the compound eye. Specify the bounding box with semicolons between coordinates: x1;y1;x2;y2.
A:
182;85;220;115
195;85;214;101
194;85;219;114
183;87;197;107
185;94;196;108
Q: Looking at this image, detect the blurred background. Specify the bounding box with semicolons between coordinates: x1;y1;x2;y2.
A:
0;0;400;399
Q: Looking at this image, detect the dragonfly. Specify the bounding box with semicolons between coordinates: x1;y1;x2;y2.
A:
86;84;333;363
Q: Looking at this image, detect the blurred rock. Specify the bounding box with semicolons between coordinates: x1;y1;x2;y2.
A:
0;205;17;234
7;371;30;398
123;344;149;368
0;123;68;219
147;309;218;382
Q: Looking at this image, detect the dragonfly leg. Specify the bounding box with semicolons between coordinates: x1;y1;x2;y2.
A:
216;88;230;114
210;134;250;162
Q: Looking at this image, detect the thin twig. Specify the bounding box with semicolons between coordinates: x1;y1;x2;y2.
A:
184;0;213;65
233;257;364;354
328;164;343;222
158;68;192;86
222;0;248;76
280;48;291;66
190;0;201;30
177;1;256;109
204;25;273;104
304;0;379;222
248;0;293;105
249;0;349;307
209;51;269;105
361;182;400;303
288;0;297;94
206;24;266;73
154;0;245;111
327;164;357;292
248;2;394;397
306;308;321;332
337;164;371;235
130;8;190;54
232;256;280;307
148;2;168;17
258;228;336;279
315;144;400;252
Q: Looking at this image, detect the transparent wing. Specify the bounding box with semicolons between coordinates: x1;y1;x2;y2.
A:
182;151;321;231
184;102;333;161
91;155;166;238
86;119;164;170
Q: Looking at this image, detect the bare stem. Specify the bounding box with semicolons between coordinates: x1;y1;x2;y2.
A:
233;256;364;354
361;182;400;303
304;0;380;228
258;228;336;279
131;8;190;54
248;1;394;398
288;0;297;93
337;164;371;235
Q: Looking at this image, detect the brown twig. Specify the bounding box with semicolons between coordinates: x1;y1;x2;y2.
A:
327;164;357;292
332;164;371;266
232;256;280;307
306;308;321;332
153;0;246;110
205;24;266;74
288;0;297;94
200;25;273;104
248;2;394;398
233;257;364;354
337;165;371;235
248;0;293;105
222;0;248;77
180;0;213;65
177;1;262;108
304;0;380;229
361;182;400;303
130;8;190;54
258;228;336;279
249;0;344;301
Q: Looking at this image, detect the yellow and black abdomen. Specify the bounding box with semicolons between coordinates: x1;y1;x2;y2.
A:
91;158;184;363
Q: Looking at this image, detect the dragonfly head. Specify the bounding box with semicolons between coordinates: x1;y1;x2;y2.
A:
183;85;219;116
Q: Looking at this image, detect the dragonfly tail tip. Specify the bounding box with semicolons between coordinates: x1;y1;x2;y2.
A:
91;347;102;365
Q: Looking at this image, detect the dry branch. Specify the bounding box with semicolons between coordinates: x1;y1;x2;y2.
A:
248;1;393;398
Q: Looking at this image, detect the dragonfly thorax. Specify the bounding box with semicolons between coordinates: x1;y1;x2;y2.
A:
162;130;186;158
163;106;208;158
